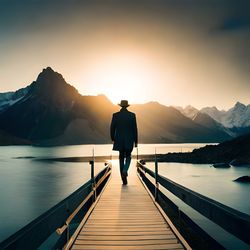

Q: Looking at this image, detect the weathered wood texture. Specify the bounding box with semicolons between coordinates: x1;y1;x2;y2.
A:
71;161;185;250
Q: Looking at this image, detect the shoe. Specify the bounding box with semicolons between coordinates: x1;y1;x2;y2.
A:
121;173;127;185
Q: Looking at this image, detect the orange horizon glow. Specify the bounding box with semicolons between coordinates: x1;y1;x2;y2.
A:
75;50;162;105
0;2;249;110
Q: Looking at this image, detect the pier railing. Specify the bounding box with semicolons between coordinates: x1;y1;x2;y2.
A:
137;160;250;247
0;161;112;250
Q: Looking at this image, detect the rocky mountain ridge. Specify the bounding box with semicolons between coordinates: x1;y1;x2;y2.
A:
0;67;241;145
177;102;250;137
201;102;250;128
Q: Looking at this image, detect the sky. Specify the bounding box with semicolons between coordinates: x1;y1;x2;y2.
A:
0;0;249;109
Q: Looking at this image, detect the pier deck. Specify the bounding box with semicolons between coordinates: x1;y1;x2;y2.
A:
71;161;188;250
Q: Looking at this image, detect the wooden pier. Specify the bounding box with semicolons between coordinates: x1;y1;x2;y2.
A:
1;159;250;249
70;161;190;250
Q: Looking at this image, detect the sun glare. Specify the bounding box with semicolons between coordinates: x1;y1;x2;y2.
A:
79;51;157;104
100;61;148;104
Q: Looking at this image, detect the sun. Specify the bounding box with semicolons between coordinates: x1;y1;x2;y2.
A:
99;60;148;104
78;50;157;105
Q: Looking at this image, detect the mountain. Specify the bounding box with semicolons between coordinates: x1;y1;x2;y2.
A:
192;112;219;129
192;112;236;138
201;102;250;128
0;67;80;140
175;105;199;119
175;105;232;136
224;102;250;128
156;133;250;165
0;86;30;112
0;67;116;145
130;102;230;143
200;106;226;123
0;67;232;145
176;102;250;137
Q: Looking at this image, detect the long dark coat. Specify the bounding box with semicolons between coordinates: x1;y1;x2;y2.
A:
110;108;138;151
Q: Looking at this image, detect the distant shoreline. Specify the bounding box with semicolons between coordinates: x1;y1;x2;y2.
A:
9;132;250;166
1;142;216;147
21;154;248;166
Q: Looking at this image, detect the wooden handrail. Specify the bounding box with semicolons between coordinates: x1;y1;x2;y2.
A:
56;164;111;236
56;191;94;235
137;160;250;245
137;168;192;250
63;167;112;250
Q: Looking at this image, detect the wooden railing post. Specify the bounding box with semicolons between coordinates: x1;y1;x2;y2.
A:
154;149;159;202
66;222;70;242
89;160;95;202
90;147;96;202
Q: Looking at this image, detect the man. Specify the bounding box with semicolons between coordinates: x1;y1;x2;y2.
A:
110;100;138;185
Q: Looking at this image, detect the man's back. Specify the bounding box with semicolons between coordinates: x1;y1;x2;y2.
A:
110;108;138;151
110;100;138;185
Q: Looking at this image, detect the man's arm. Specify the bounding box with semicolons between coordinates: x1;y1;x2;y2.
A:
110;114;116;141
133;114;138;147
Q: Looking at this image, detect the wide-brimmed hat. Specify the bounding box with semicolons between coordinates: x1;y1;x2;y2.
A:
118;100;130;107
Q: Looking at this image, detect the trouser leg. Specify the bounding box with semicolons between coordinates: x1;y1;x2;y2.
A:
119;151;125;176
123;150;132;174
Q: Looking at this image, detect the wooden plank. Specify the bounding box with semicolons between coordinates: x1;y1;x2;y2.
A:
89;215;161;218
78;230;174;237
83;225;168;229
92;210;157;212
92;209;159;211
81;231;172;235
91;210;160;212
96;201;154;203
89;215;162;218
87;219;163;222
99;198;151;200
98;200;152;202
87;212;164;217
86;221;166;225
80;231;173;235
94;206;156;208
88;217;163;220
72;243;183;249
96;200;154;202
74;239;179;245
90;212;161;215
77;235;176;240
86;220;166;227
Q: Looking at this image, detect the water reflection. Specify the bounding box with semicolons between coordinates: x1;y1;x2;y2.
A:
0;157;105;242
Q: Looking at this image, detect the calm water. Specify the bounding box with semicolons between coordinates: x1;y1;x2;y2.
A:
146;162;250;249
0;143;249;248
147;162;250;214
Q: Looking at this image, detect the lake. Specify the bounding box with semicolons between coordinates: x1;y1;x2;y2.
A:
146;162;250;249
0;143;249;248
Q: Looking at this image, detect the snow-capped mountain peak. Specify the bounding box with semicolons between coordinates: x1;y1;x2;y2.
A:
0;86;30;112
224;102;250;128
175;105;199;119
201;102;250;128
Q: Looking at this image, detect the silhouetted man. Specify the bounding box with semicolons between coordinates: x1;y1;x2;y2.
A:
110;100;138;185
